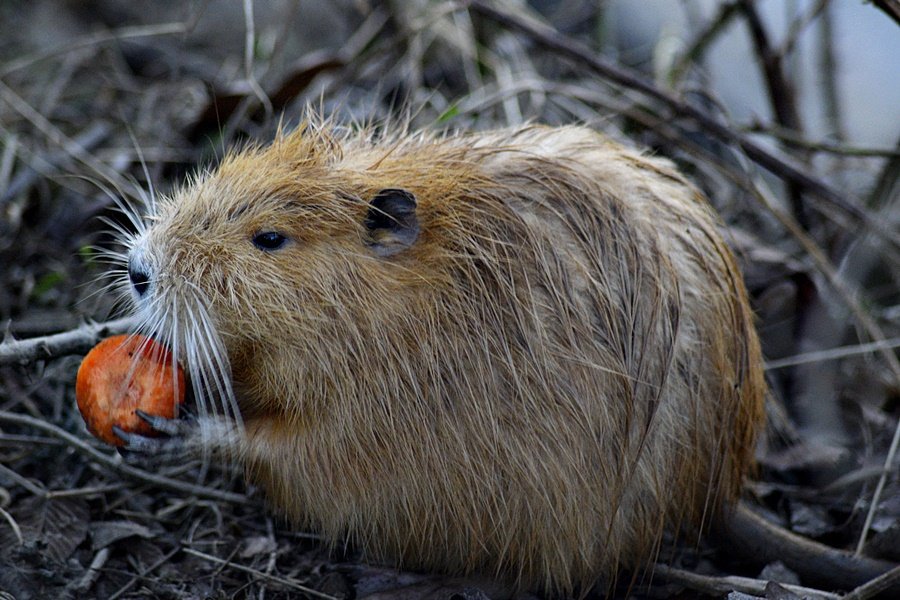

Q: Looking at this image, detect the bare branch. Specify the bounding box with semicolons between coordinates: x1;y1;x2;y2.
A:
745;122;898;157
765;336;900;370
241;0;273;119
712;503;900;593
738;0;808;223
0;317;136;366
466;0;900;251
181;547;338;598
0;79;138;202
651;563;841;599
739;0;803;134
0;22;189;78
668;1;741;85
870;0;900;27
856;418;900;556
0;410;248;505
845;565;900;600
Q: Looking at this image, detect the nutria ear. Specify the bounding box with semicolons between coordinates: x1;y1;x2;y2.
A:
364;189;419;257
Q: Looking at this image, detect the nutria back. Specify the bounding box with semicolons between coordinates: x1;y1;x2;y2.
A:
124;120;766;594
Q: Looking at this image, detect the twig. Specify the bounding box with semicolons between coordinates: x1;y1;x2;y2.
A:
778;0;829;58
765;336;900;370
739;0;803;134
0;22;189;78
74;547;110;593
738;0;807;224
867;138;900;210
466;0;900;251
108;546;181;600
745;123;898;157
181;547;338;599
870;0;900;27
0;463;46;497
817;2;846;148
0;316;135;366
242;0;273;119
845;565;900;600
0;433;62;446
668;1;741;85
0;410;248;505
0;121;112;206
715;503;899;593
47;484;125;499
651;563;841;599
0;506;23;545
857;417;900;556
0;131;17;194
740;0;810;229
0;80;136;202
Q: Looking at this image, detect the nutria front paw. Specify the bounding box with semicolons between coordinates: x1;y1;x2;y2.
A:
115;410;196;456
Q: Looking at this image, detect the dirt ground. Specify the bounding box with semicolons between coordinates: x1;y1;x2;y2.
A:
0;1;898;598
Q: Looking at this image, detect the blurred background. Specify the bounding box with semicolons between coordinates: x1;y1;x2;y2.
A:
0;1;898;598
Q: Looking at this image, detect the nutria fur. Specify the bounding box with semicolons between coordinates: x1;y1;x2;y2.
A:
120;118;766;594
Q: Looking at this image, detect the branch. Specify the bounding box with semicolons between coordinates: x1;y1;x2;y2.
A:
668;1;741;85
0;79;138;202
181;547;338;599
739;0;802;133
0;22;189;78
0;121;111;206
845;565;900;600
652;563;841;600
0;317;136;366
870;0;900;27
745;122;899;157
466;0;900;251
713;503;900;593
738;0;807;224
0;410;248;505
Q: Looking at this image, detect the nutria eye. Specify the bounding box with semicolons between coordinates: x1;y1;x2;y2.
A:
252;231;288;251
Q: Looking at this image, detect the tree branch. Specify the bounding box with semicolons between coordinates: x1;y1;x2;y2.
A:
870;0;900;27
0;410;248;505
0;317;136;366
466;0;900;251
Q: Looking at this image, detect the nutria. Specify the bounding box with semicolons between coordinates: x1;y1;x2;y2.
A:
116;118;766;594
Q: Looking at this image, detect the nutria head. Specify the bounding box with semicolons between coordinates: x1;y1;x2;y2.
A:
122;123;439;420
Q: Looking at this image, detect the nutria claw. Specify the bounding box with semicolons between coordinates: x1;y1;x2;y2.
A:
114;410;195;454
135;409;189;436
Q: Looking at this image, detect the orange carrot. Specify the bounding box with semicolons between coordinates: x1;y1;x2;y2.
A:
76;334;185;446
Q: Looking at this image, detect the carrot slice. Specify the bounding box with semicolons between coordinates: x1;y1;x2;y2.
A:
75;334;185;446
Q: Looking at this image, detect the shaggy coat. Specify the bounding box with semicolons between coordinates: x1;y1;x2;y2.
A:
120;121;766;594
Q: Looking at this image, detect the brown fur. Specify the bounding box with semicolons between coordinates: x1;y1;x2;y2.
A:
121;119;766;594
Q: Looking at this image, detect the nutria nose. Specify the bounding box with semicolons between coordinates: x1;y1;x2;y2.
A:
128;262;151;297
